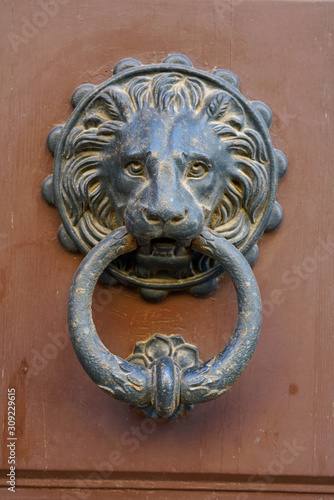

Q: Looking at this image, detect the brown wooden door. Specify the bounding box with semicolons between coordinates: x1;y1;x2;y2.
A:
1;1;334;498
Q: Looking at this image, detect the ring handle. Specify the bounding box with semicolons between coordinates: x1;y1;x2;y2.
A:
68;226;261;418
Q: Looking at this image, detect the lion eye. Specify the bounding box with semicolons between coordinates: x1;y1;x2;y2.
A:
187;161;209;179
126;161;145;177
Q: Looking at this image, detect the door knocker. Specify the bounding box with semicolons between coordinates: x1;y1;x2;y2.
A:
42;54;287;418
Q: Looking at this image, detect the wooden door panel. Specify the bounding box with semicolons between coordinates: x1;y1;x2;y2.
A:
1;0;333;497
5;490;334;500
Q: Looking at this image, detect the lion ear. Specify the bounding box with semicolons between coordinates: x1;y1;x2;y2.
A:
101;88;134;122
205;92;244;129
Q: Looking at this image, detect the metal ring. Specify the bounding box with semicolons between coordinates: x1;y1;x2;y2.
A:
68;226;262;417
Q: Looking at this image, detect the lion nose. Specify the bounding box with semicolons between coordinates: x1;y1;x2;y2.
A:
144;208;188;225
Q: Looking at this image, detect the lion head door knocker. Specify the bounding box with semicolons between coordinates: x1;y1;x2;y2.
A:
42;54;287;418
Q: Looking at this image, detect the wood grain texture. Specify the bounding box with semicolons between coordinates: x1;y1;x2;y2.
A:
1;489;333;500
0;0;333;495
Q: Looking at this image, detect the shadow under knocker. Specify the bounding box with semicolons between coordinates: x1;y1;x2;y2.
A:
42;54;287;418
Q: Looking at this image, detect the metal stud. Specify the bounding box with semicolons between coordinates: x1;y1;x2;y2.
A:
71;84;95;108
265;202;283;232
252;101;273;128
213;69;239;89
162;54;193;66
46;125;63;155
113;58;142;75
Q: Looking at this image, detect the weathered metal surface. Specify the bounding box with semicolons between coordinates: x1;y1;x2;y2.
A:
43;54;286;299
68;227;261;418
43;55;286;417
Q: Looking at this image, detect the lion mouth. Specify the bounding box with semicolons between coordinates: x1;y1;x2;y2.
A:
135;236;192;249
108;237;197;279
138;238;191;257
110;237;213;281
132;238;192;278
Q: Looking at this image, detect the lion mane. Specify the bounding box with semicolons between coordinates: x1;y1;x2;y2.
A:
61;73;268;250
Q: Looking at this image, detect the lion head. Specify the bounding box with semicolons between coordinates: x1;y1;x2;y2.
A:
61;73;268;280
